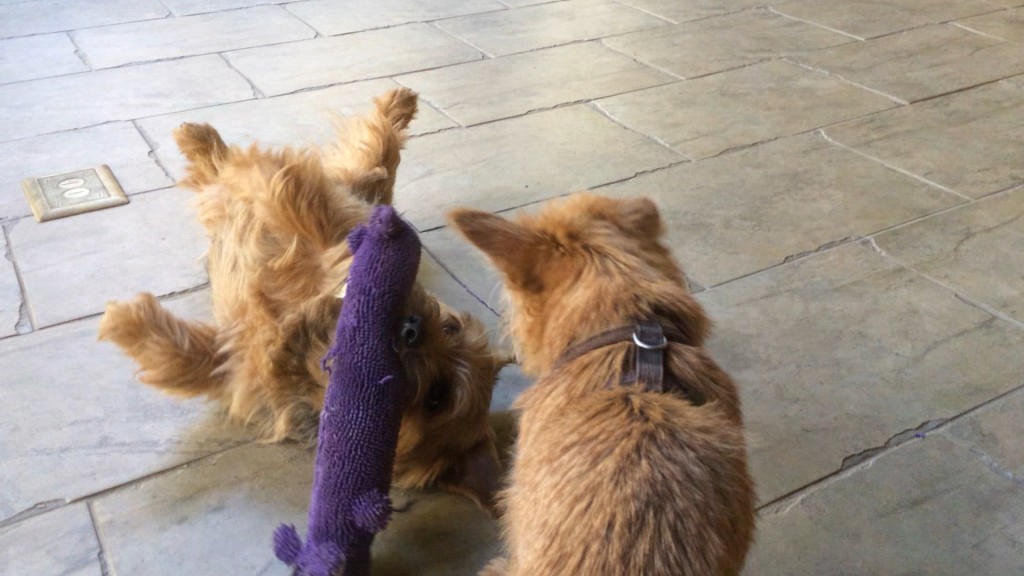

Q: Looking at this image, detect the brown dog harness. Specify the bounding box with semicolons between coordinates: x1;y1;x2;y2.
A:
554;319;707;406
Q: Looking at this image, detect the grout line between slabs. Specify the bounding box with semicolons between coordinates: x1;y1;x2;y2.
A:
587;99;694;160
131;119;176;184
421;244;501;317
864;236;1024;332
87;501;113;576
782;57;909;105
605;0;677;24
64;30;94;71
390;76;465;129
766;6;867;41
428;20;496;59
950;20;1011;42
218;52;265;99
817;129;972;201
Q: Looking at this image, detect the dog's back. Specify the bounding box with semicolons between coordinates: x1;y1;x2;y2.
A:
506;355;753;575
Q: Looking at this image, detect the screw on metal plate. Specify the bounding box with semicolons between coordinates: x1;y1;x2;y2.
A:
21;165;129;222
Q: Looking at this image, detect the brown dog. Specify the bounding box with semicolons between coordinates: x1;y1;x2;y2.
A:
98;89;505;508
450;194;756;574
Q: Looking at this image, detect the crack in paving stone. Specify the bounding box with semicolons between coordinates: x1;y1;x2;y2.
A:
781;235;861;264
840;418;948;471
0;498;69;529
2;222;33;334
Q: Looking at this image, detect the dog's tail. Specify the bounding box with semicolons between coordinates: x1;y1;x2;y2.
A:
98;292;227;398
173;122;229;190
323;87;419;206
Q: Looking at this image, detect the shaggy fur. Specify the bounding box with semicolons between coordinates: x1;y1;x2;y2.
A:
98;89;505;508
450;194;756;575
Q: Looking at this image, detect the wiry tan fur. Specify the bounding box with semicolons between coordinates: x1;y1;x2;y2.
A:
98;89;506;508
450;194;756;575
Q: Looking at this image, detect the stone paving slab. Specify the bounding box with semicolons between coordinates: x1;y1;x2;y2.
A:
957;6;1024;42
395;104;683;230
603;8;853;80
423;132;961;297
0;231;21;339
419;250;502;341
945;388;1024;478
71;5;315;69
160;0;290;16
596;59;896;159
136;79;455;181
421;227;505;312
225;24;483;97
773;0;1000;40
874;187;1024;324
794;24;1024;104
3;0;1024;573
0;315;248;522
0;55;254;143
90;443;309;576
397;42;673;126
696;241;1024;502
599;132;961;287
90;437;507;575
748;430;1024;574
434;0;668;57
285;0;505;37
0;33;87;85
616;0;769;24
825;81;1024;198
7;189;208;328
497;0;553;6
0;122;173;221
0;503;102;576
0;0;168;39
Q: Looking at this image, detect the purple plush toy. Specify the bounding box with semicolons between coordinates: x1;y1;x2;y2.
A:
273;205;421;576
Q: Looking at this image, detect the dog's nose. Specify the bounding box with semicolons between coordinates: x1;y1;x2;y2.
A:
400;315;424;348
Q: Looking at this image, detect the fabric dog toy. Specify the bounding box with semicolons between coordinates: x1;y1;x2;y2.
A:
273;204;421;576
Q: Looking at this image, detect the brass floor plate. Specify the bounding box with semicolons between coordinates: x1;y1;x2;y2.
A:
22;165;129;222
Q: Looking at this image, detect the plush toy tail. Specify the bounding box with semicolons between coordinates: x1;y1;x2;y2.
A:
98;292;226;398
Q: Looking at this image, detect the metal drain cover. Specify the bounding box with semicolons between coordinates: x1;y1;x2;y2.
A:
22;165;129;222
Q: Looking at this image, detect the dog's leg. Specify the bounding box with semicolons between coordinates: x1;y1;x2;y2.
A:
173;123;229;191
98;293;226;397
323;88;419;206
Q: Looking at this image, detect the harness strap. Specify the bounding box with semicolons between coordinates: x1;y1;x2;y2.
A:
552;319;706;405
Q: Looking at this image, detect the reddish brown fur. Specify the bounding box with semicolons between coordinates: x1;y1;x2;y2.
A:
450;194;756;575
98;89;505;508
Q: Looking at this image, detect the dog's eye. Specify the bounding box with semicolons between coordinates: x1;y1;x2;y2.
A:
441;320;460;337
425;381;449;413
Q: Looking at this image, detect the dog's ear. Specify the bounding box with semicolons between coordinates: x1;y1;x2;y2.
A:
440;437;503;516
616;196;663;237
448;209;542;290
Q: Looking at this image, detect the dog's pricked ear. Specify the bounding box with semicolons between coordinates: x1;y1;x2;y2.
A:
617;196;663;237
448;209;541;289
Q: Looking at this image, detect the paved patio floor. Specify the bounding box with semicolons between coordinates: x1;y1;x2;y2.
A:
2;0;1023;574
